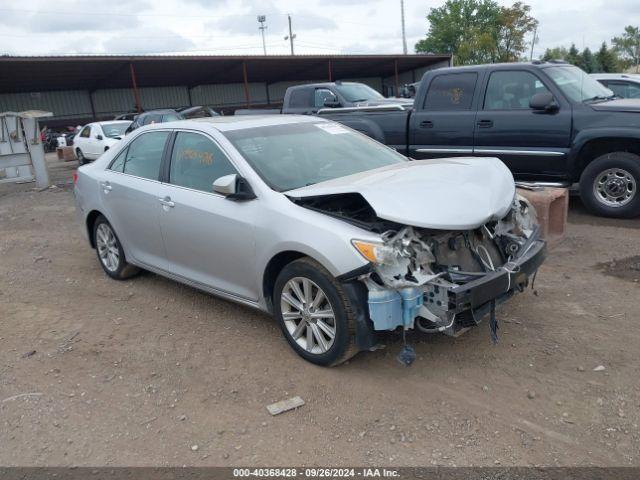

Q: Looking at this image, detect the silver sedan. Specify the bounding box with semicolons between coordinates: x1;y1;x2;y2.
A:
74;115;545;366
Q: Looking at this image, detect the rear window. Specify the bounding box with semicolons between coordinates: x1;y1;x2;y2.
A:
423;73;477;111
288;88;312;108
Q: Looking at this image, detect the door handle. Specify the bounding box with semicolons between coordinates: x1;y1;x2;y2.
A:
158;197;175;208
100;181;112;193
477;119;494;128
419;120;434;129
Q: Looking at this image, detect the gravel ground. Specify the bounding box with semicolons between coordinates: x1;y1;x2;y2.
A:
0;154;639;467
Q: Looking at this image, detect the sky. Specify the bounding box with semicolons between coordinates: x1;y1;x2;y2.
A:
0;0;637;58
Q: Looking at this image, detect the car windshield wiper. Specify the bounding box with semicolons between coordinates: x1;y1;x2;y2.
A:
583;95;615;103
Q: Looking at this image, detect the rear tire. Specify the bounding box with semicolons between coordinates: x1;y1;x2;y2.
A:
273;257;359;366
92;215;139;280
76;148;86;166
579;152;640;218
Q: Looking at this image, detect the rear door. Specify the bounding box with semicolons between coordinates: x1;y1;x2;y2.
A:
100;130;171;269
473;69;572;177
409;71;480;159
157;130;258;301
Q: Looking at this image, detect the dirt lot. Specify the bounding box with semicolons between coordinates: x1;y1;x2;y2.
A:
1;154;639;467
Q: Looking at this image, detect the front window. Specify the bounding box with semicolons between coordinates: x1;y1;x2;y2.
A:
334;83;384;103
101;123;129;138
223;122;406;192
169;132;237;193
484;71;550;110
545;66;613;102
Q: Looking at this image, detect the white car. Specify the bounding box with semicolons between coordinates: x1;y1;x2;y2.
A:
590;73;640;99
74;121;131;164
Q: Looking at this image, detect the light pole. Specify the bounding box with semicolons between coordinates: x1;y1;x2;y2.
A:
284;15;296;55
400;0;408;55
257;15;267;56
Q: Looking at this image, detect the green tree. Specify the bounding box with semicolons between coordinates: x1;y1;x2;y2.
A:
494;2;538;62
566;43;581;66
579;47;597;73
595;42;620;72
612;25;640;72
415;0;537;65
542;46;568;61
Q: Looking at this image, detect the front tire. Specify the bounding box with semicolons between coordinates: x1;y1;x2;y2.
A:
93;215;139;280
76;148;86;165
273;258;359;366
579;152;640;218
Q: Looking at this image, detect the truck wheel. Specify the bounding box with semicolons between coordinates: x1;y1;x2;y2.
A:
273;257;359;366
579;152;640;218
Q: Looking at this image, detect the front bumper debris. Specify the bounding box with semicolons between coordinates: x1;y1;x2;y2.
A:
366;239;546;332
450;239;545;311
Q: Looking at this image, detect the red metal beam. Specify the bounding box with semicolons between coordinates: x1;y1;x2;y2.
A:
242;61;251;108
394;58;399;97
129;63;142;113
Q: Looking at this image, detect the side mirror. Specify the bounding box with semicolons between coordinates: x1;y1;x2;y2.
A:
96;134;103;140
213;174;256;201
530;92;558;113
323;99;341;108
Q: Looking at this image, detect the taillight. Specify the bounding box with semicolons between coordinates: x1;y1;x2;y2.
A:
73;172;78;185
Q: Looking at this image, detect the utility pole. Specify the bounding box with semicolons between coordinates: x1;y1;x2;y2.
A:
400;0;408;55
530;26;537;61
284;15;296;55
257;15;267;55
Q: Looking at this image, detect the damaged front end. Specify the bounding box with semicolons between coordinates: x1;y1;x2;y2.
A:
350;195;546;338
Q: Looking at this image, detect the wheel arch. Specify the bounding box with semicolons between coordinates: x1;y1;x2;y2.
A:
85;209;104;249
573;133;640;181
262;250;332;313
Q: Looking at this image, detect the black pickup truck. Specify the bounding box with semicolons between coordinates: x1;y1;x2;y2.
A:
284;63;640;218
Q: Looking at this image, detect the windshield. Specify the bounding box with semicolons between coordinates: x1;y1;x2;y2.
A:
545;66;614;102
335;84;384;102
223;122;406;192
101;123;130;138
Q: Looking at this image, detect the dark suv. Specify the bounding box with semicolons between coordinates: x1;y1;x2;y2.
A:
125;109;184;134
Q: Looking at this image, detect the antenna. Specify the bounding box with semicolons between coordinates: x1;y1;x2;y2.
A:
284;15;296;55
257;15;267;56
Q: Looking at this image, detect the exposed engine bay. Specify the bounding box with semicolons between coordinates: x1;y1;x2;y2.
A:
294;192;544;337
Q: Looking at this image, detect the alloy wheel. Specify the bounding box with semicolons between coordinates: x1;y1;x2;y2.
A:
96;223;120;272
280;277;336;354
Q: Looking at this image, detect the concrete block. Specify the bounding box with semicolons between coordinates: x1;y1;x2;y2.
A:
56;146;76;161
517;187;568;248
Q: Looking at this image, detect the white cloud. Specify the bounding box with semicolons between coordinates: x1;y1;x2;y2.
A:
0;0;635;58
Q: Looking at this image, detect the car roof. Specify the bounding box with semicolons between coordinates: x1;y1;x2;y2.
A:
139;109;179;115
590;73;640;82
289;81;363;90
142;114;325;133
427;61;573;75
97;120;131;126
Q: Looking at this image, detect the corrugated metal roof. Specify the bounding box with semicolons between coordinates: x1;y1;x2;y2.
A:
0;54;451;93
